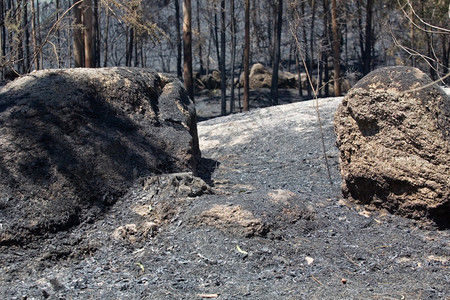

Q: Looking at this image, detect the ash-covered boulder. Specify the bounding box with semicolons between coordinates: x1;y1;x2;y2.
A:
0;67;200;244
334;66;449;227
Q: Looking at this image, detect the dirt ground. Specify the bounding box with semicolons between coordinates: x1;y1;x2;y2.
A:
0;89;449;299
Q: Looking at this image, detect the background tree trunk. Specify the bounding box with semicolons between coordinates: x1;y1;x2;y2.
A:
73;0;84;67
331;0;341;96
243;0;249;112
220;0;226;116
309;0;316;94
103;2;109;67
83;0;94;68
93;0;99;67
270;0;282;106
175;0;182;78
362;0;373;75
0;0;4;78
183;0;194;101
56;0;61;68
229;0;236;114
196;0;204;74
31;0;39;70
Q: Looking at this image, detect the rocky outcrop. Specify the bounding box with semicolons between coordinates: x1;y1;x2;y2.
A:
237;63;299;89
249;63;272;89
0;67;201;244
334;66;449;227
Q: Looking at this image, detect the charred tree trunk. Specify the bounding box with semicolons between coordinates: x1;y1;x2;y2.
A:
103;2;109;67
270;0;282;106
175;0;182;78
362;0;373;75
331;0;341;95
196;0;204;74
243;0;250;112
183;0;194;101
220;0;226;116
230;0;236;114
73;0;84;67
309;0;316;94
0;0;4;78
93;0;99;67
83;0;94;68
31;0;39;70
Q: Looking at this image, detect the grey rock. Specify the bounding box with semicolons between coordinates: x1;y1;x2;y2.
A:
334;66;449;227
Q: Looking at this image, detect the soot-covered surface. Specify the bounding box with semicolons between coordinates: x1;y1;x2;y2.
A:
0;94;449;299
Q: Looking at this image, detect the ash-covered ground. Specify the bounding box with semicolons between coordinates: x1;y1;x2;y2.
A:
0;90;449;300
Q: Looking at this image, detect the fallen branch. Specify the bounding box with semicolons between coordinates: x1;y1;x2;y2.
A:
310;274;323;286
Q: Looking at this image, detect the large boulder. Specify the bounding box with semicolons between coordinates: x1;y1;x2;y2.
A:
0;67;200;244
334;66;449;227
249;63;272;89
200;70;222;90
238;63;299;89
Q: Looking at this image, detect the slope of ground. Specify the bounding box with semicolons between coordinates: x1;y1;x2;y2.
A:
0;93;448;299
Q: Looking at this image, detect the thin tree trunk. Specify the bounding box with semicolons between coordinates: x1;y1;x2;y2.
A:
36;0;42;68
127;27;134;67
243;0;250;112
103;2;109;67
83;0;93;67
295;47;303;97
220;0;226;115
301;1;311;97
183;0;194;100
23;0;30;72
0;0;4;78
17;0;24;73
309;0;316;94
196;0;204;74
322;0;330;97
73;0;84;67
31;0;39;70
56;0;61;68
134;32;138;67
230;0;236;114
214;7;220;68
363;0;373;75
175;0;182;78
93;0;99;67
331;0;341;95
271;0;282;105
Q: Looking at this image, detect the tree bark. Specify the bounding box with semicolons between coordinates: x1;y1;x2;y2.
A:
127;27;134;67
183;0;194;101
83;0;94;68
22;0;30;72
0;0;4;78
93;0;99;67
270;0;282;106
309;0;316;94
56;0;61;68
362;0;373;75
103;2;109;67
331;0;341;95
301;1;311;97
175;0;182;78
230;0;236;114
31;0;39;70
322;0;330;97
73;0;84;67
220;0;226;116
243;0;250;112
196;0;204;74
